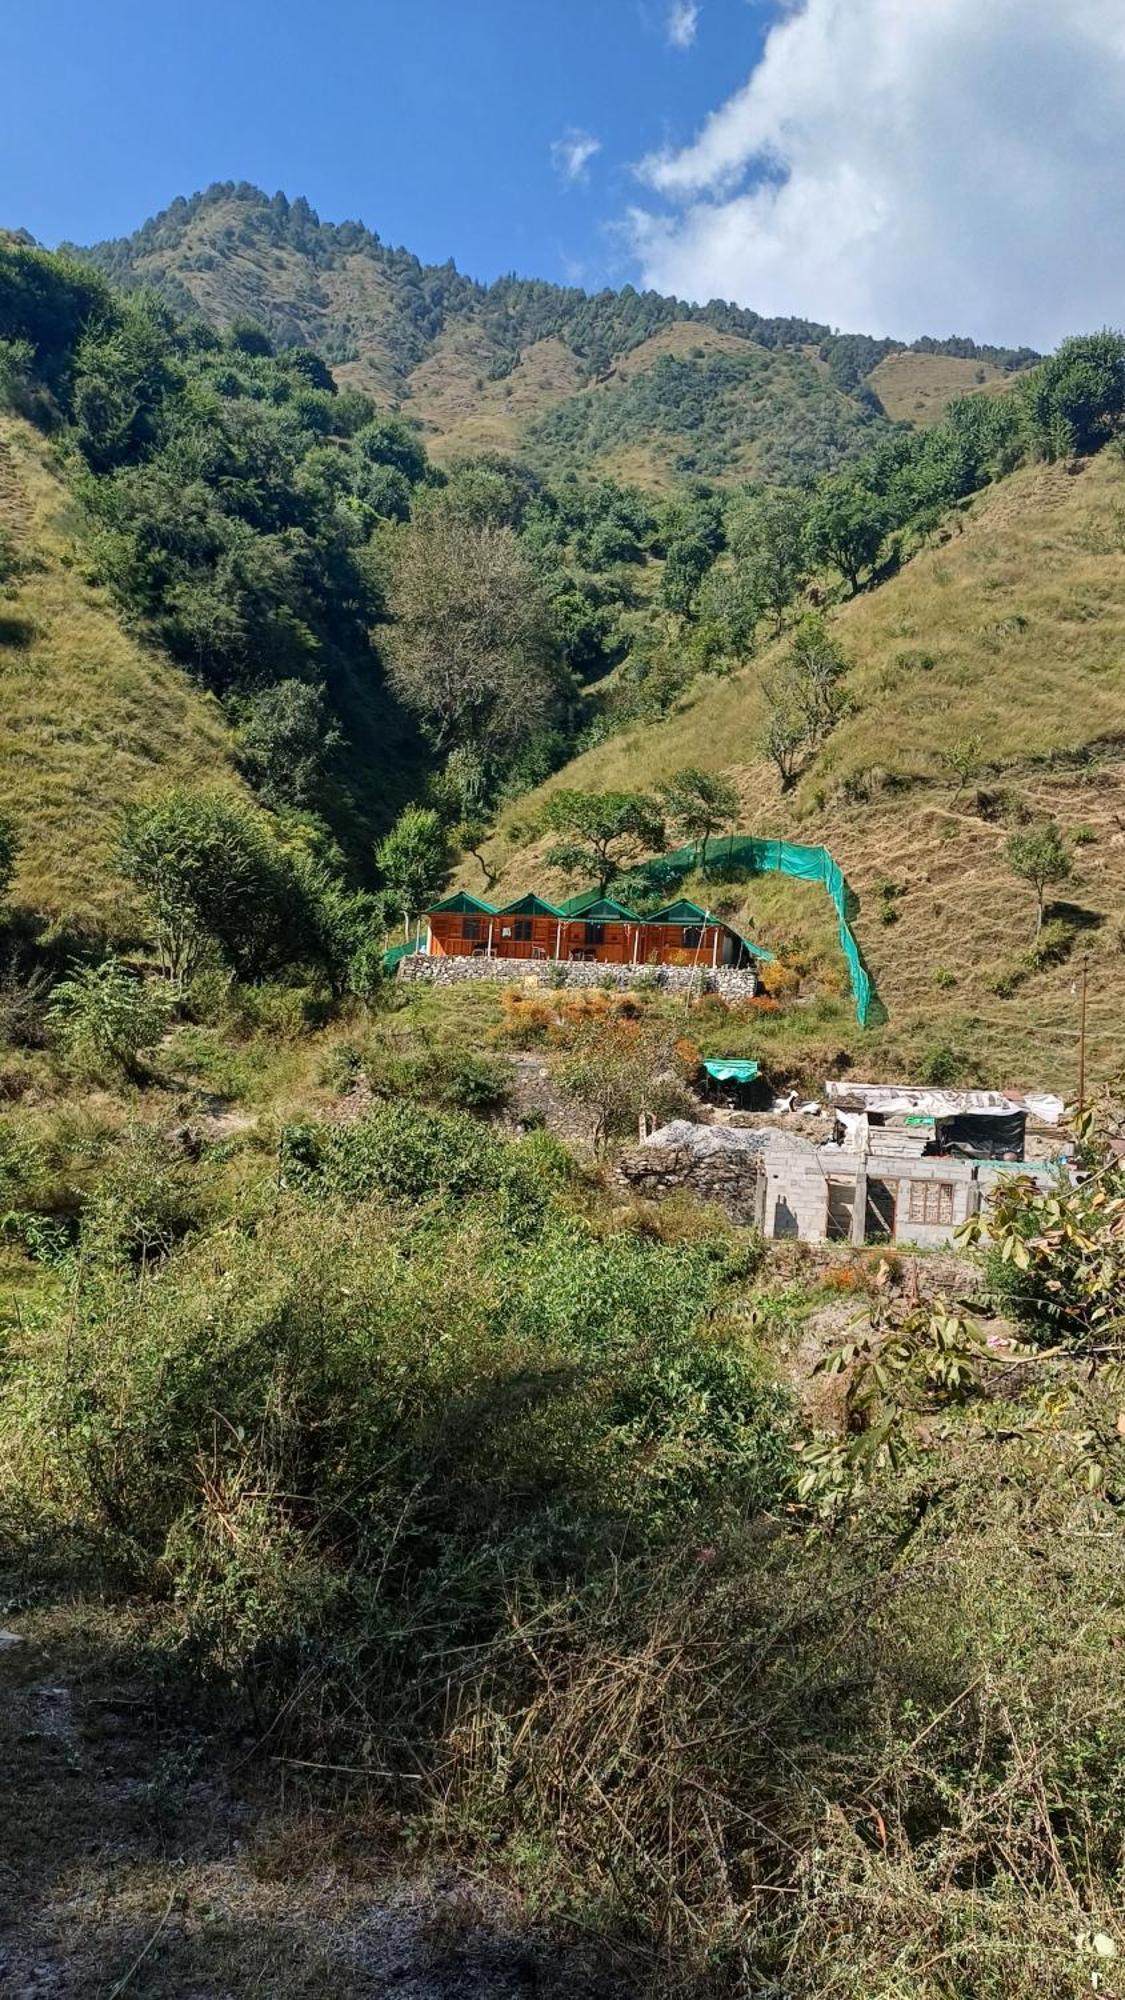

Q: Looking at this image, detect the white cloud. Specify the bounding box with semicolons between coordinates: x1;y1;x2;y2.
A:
551;128;602;188
666;2;700;51
628;0;1125;347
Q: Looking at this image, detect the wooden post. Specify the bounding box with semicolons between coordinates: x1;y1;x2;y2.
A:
1077;959;1089;1116
555;921;562;960
487;921;494;958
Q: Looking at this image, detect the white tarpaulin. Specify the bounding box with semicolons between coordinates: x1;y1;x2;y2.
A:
824;1082;1065;1125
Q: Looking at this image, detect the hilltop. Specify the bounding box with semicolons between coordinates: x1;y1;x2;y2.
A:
63;182;1036;485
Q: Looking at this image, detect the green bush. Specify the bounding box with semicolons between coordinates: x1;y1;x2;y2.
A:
917;1040;969;1087
2;1188;791;1679
46;956;169;1078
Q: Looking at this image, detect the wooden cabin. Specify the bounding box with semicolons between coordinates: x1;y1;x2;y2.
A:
423;892;762;969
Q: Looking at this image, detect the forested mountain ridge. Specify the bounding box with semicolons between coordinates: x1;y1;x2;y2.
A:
63;181;1037;485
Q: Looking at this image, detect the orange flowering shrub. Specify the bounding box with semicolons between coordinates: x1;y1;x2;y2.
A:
759;960;801;1000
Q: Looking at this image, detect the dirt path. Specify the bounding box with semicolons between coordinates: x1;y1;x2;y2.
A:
0;1613;623;1999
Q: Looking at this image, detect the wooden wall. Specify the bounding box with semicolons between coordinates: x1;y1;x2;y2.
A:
428;914;737;966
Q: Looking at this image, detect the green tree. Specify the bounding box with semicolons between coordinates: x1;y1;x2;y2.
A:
237;679;340;810
657;767;739;874
726;487;810;632
758;615;849;790
805;476;889;592
70;294;182;473
659;533;716;618
119;790;299;986
542;789;665;895
1020;333;1125;462
556;1018;693;1153
47;957;169;1078
381;512;568;766
375;806;452;933
1006;821;1072;937
692;563;762;664
286;851;384;1000
759;700;806;792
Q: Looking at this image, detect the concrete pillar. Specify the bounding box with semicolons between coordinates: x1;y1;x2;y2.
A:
850;1165;868;1247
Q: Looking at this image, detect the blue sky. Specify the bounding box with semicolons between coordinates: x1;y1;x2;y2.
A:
5;0;768;287
6;1;1125;346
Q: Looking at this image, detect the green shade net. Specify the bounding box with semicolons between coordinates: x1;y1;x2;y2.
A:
659;835;876;1027
703;1059;760;1084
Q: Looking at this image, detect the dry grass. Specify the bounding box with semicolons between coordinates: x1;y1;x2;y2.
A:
465;453;1125;1090
0;416;244;936
404;333;585;466
868;350;1028;425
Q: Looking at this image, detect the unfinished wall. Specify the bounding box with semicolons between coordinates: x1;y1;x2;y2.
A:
617;1132;1062;1250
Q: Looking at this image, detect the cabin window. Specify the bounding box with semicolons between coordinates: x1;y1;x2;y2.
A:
681;926;703;949
513;919;533;942
584;923;601;947
462;918;481;942
907;1181;955;1227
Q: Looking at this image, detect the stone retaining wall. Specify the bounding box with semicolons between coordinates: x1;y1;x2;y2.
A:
615;1145;764;1226
397;954;760;999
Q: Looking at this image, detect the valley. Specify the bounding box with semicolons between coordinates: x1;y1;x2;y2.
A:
1;201;1124;2000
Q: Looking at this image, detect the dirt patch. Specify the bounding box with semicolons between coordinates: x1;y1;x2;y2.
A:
0;1616;627;1999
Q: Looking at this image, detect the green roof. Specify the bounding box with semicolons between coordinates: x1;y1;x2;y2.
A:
426;892;497;916
559;895;640;923
703;1059;760;1085
495;894;566;919
647;900;715;925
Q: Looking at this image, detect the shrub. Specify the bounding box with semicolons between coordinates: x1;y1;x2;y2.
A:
46;956;168;1078
875;878;904;926
280;1101;534;1215
1025;916;1077;971
917;1040;968;1087
758;959;800;1000
0;962;52;1048
2;1193;791;1678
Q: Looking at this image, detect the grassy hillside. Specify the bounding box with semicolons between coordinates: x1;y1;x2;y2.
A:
0;415;243;935
64;183;1036;485
468;450;1125;1095
868;348;1023;424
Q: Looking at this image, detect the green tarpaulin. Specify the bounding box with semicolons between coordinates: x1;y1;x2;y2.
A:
703;1060;760;1084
